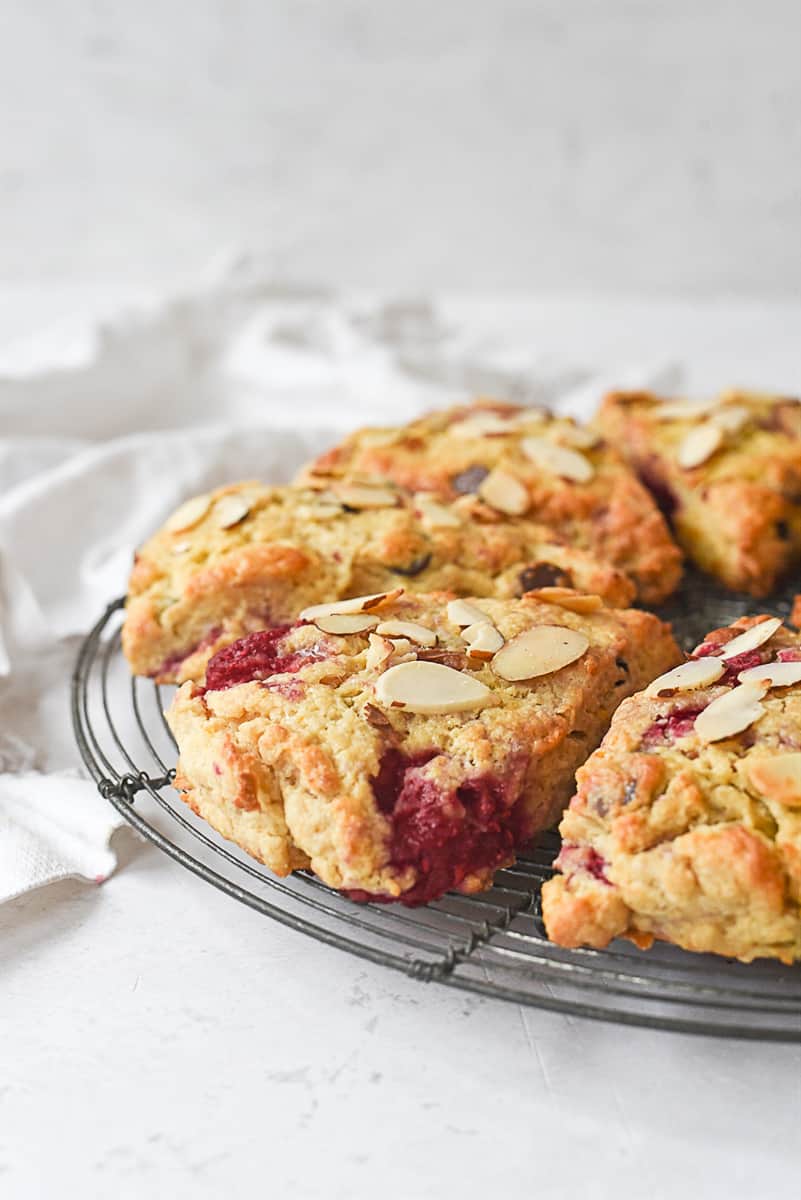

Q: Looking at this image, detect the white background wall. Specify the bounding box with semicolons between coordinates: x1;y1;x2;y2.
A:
1;0;799;296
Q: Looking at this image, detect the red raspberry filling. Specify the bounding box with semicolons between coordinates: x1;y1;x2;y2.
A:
347;748;525;906
778;648;801;663
554;842;611;885
154;625;223;679
642;704;707;747
692;643;768;683
204;625;327;691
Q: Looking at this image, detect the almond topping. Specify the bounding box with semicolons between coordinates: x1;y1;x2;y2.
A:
461;622;504;660
412;492;462;529
491;626;589;681
745;754;801;807
710;405;751;434
164;494;211;533
652;399;717;422
693;681;768;743
520;437;594;482
214;494;251;529
676;424;723;469
478;468;530;515
365;634;394;671
645;657;725;696
375;619;438;647
738;661;801;688
374;660;491;715
332;483;399;510
449;413;516;438
171;540;192;555
718;617;783;660
300;588;404;621
313;613;380;635
527;587;603;614
446;599;492;627
556;423;601;450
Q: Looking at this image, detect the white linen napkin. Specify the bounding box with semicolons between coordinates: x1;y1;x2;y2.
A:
0;261;680;903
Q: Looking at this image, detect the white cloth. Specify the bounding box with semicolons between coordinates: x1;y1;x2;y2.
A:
0;260;679;902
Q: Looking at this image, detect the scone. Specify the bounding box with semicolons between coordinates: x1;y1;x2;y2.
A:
123;480;635;683
542;614;801;963
296;400;682;604
167;589;679;904
597;389;801;596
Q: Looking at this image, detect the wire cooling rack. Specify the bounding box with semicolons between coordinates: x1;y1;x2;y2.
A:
72;582;801;1042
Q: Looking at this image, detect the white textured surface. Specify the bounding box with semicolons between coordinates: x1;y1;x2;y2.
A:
1;1;800;295
1;286;800;1197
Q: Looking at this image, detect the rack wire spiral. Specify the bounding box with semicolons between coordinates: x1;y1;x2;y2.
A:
72;583;801;1041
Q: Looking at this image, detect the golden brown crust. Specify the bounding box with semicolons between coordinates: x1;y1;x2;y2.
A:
297;401;682;604
597;390;801;595
166;591;679;902
542;616;801;962
123;480;636;682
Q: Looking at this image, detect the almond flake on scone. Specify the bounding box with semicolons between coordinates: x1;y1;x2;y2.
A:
295;400;682;604
597;389;801;596
542;614;801;963
122;481;636;683
166;592;679;905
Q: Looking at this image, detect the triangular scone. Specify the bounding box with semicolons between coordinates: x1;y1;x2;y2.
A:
167;590;679;904
296;400;682;604
542;615;801;963
122;480;635;683
597;389;801;596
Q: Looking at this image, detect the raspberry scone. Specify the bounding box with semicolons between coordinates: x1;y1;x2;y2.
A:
542;615;801;963
597;389;801;596
166;589;679;903
296;400;682;604
123;481;635;683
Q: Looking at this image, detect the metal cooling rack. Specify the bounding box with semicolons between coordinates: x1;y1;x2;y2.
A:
72;582;801;1041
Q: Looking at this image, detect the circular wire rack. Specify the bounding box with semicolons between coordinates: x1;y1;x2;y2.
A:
72;580;801;1042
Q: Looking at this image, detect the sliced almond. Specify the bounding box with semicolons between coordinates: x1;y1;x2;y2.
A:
332;483;399;510
745;754;801;807
300;588;404;622
478;468;530;516
461;622;505;660
676;424;723;469
491;626;589;682
709;405;751;434
387;637;417;662
214;494;251;529
693;681;768;743
521;437;594;483
365;633;394;671
738;661;801;688
171;540;192;555
652;398;718;422
164;494;211;533
645;657;726;696
412;492;462;529
446;598;492;627
374;660;491;715
313;613;379;635
718;617;783;660
555;423;601;450
449;413;516;438
376;619;437;647
527;587;603;614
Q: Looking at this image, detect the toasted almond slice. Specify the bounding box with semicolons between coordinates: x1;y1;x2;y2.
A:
412;492;462;529
718;617;783;660
745;754;801;807
374;660;492;714
645;657;726;696
449;413;516;438
555;423;601;450
709;404;751;434
491;626;589;681
314;613;380;635
365;633;394;671
376;619;438;647
461;622;505;660
164;494;211;533
300;588;404;622
171;540;192;555
478;468;530;515
676;423;723;469
693;681;768;743
652;399;717;422
738;661;801;688
520;437;594;482
527;587;603;614
332;483;399;509
446;599;492;627
214;494;251;529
